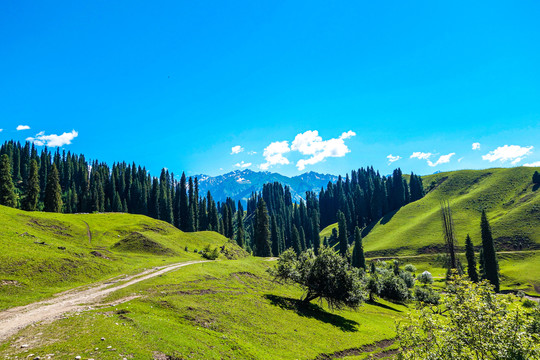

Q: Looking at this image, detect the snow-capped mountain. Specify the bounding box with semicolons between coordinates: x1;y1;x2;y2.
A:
194;169;338;204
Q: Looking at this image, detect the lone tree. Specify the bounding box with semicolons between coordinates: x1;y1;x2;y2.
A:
0;154;17;207
254;198;272;257
44;164;63;212
440;200;458;271
480;210;499;292
464;234;478;282
270;247;365;310
351;226;366;270
337;210;348;257
22;159;40;211
533;170;540;184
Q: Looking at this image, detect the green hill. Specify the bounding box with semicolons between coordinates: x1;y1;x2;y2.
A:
363;167;540;256
0;205;235;310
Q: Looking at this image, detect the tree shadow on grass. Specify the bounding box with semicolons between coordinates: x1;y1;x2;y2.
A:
264;294;359;332
366;300;403;313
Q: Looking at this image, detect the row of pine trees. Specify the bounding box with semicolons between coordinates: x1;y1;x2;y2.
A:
0;140;425;258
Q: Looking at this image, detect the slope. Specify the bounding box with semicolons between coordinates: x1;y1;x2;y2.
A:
0;205;236;310
363;166;540;256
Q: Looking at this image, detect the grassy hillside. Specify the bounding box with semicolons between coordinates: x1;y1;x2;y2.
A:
0;258;407;359
364;167;540;256
0;205;235;310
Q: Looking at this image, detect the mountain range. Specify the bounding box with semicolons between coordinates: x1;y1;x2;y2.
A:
195;169;338;204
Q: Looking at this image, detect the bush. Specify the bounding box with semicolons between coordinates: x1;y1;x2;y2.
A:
201;245;219;260
379;272;410;302
404;264;416;273
184;246;188;252
522;298;537;308
397;276;540;359
414;286;440;305
400;271;415;288
417;271;434;285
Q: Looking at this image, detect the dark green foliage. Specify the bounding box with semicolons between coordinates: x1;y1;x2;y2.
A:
465;234;479;282
112;232;173;255
337;211;348;257
480;210;500;292
0;154;17;207
414;286;440;305
351;226;366;269
44;164;62;212
201;244;219;260
235;208;245;248
270;247;366;310
533;171;540;184
271;215;280;256
291;225;301;254
379;272;410;302
254;198;272;257
22;159;40;211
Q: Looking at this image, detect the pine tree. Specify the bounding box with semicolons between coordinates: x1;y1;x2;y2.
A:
0;154;16;207
533;171;540;185
312;214;321;255
352;226;366;269
465;234;478;282
254;198;271;257
22;159;40;211
480;210;500;292
179;172;189;230
271;215;280;256
337;210;348;257
299;226;306;251
291;225;301;254
44;164;63;212
235;209;245;247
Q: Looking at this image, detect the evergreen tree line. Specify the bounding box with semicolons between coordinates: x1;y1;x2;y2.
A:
0;141;425;258
0;141;225;233
319;167;424;231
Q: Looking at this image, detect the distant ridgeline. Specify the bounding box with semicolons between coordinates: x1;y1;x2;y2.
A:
0;140;424;255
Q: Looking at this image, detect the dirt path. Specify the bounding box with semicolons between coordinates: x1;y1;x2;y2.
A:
0;260;207;343
82;220;91;244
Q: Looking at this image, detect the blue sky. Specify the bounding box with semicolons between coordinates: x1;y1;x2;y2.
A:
1;1;539;177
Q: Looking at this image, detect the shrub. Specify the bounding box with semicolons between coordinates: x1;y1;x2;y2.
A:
400;271;415;288
201;245;219;260
397;276;540;359
379;272;410;302
417;271;434;285
414;286;440;305
404;264;416;273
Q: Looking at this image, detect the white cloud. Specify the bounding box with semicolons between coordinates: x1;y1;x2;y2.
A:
234;161;252;168
26;130;79;147
291;130;356;170
511;158;522;165
472;142;481;150
523;161;540;167
0;129;3;132
427;153;455;167
260;141;290;170
247;151;257;155
387;154;401;165
17;125;30;131
482;145;533;163
410;152;432;160
231;145;244;155
458;157;464;162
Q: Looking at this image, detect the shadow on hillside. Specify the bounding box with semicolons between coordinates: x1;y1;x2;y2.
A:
366;300;403;313
379;209;398;225
264;294;359;332
533;184;539;192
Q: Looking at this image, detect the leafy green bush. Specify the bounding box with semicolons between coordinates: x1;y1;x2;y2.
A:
417;271;434;285
379;271;410;302
414;286;440;305
397;276;540;359
404;264;416;273
201;245;219;260
399;271;415;288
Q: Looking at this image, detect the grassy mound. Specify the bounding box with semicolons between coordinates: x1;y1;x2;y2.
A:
112;232;174;255
0;205;232;310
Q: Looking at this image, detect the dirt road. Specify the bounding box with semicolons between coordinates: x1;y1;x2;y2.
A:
0;260;207;343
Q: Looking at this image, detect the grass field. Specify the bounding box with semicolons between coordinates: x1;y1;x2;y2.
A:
363;167;540;256
0;205;233;310
0;257;407;360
